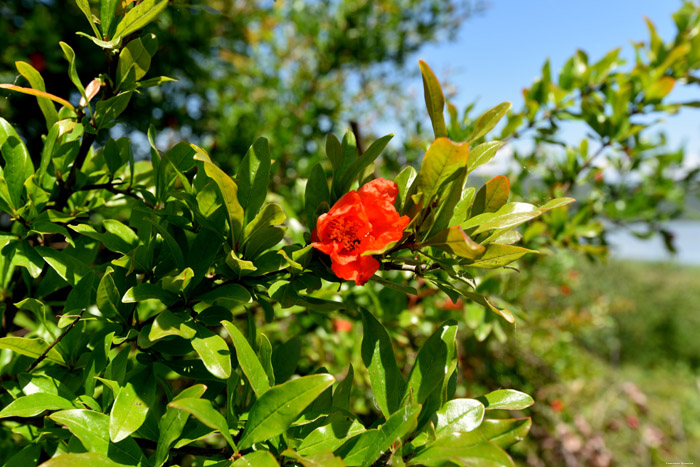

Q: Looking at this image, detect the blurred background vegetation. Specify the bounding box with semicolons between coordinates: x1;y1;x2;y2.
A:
2;0;698;465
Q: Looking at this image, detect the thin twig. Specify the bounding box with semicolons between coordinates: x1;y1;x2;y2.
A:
26;308;86;373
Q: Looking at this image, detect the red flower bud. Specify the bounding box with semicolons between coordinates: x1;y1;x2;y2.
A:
312;178;410;285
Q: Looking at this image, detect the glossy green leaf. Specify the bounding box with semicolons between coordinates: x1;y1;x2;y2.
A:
191;324;232;379
416;137;469;206
305;162;330;231
394;165;417;214
194;283;251;307
222;320;270;397
58;42;87;103
462;202;542;235
100;0;120;38
168;397;236;449
122;283;178;306
49;409;145;465
242;203;286;246
237;137;271;223
95;92;132;129
468;141;505;173
469;102;512;143
332;364;354;411
109;370;155;442
116;36;154;87
419;60;448;138
338;133;393;193
96;268;123;322
113;0;168;39
194;146;245;246
473;176;510;216
434;399;485;437
154;384;207;467
0;337;66;366
272;336;301;383
1;133;32;210
233;450;280;467
360;403;421;467
539;197;575;211
425;226;484;260
239;373;335;449
359;308;405;418
283;450;343;467
477;389;534;410
298;411;366;456
74;0;101;38
38;452;130;467
468;244;537;269
408;431;514;466
405;320;458;405
15;61;58;128
0;393;75;418
148;309;197;342
5;444;41;467
480;418;532;448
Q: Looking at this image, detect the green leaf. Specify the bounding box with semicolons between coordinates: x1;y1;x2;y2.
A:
154;384;207;467
142;218;186;270
238;374;335;449
539;197;575;211
359;308;405;418
332;364;354;411
113;0;168;40
477;389;534;410
434;399;485;438
0;393;75;418
394;166;417;214
191;324;232;379
194;146;245;246
221;320;270;397
34;246;89;287
194;283;251;308
147;309;197;342
96;268;124;322
4;445;41;467
416;137;469;207
338;134;394;194
468;244;536;269
272;336;301;383
468;141;505;173
74;0;101;38
233;451;281;467
0;337;66;366
168;397;236;450
479;418;532;449
49;409;145;465
325;133;342;171
242;203;286;246
361;403;421;467
407;431;514;466
298;411;366;456
95;92;132;128
419;60;448;138
472;175;510;216
469;102;512;143
109;370;156;442
38;452;131;467
116;37;154;87
100;0;120;38
58;42;87;103
462;202;542;235
405;321;458;405
237;137;271;223
122;283;178;306
8;240;44;279
305;163;330;231
15;61;58;128
424;226;484;260
1;135;32;210
69;222;136;255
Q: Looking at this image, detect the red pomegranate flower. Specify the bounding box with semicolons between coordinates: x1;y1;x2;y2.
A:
312;178;410;285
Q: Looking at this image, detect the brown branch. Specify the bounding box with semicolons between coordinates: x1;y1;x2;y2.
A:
26;308;86;373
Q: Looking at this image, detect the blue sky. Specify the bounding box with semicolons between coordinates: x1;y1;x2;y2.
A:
416;0;699;157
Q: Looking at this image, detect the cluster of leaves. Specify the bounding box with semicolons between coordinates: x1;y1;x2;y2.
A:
0;1;574;466
453;1;700;257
